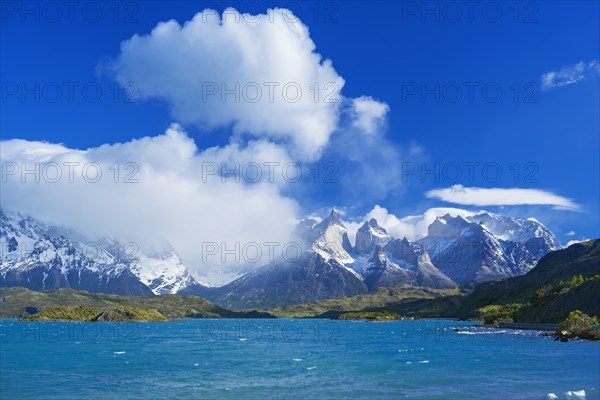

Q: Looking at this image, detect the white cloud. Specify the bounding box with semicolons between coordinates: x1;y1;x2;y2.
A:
322;103;403;202
565;230;576;237
426;185;579;211
566;239;590;247
345;205;479;243
2;7;409;286
106;7;405;204
541;60;600;91
0;125;300;283
350;96;389;135
109;8;345;161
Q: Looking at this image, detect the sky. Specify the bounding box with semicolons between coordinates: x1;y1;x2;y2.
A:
1;1;599;282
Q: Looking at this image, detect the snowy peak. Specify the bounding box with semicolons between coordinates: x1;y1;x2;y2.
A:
0;208;204;296
310;209;353;262
385;238;421;266
129;247;200;295
360;238;456;290
328;208;343;225
418;212;560;285
428;214;476;238
314;208;346;233
466;212;560;250
354;218;392;255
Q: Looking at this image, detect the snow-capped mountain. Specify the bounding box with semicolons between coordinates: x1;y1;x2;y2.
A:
351;220;456;290
293;209;355;266
354;218;393;255
129;247;203;295
417;212;560;285
201;210;457;309
1;207;560;308
197;209;368;309
0;209;152;295
467;212;560;247
192;208;560;309
0;209;205;296
467;212;561;261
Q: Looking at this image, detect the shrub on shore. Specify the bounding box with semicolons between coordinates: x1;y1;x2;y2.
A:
477;304;524;325
556;310;600;340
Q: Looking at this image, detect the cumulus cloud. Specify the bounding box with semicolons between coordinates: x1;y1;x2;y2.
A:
541;60;600;91
105;7;405;204
345;205;479;243
0;124;300;283
426;185;579;211
2;7;408;286
350;96;390;135
565;230;576;237
318;99;402;203
109;8;345;161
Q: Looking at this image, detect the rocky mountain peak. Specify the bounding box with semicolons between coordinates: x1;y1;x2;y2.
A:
427;214;476;238
354;218;392;255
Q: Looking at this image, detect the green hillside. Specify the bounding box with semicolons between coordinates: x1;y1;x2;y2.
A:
22;305;169;322
270;284;460;318
454;239;600;322
0;287;274;319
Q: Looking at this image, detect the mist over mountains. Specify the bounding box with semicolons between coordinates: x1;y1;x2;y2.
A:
0;207;560;308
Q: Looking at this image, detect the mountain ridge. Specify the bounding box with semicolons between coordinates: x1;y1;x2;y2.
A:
1;207;560;309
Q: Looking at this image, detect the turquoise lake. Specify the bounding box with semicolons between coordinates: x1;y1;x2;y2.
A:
1;319;598;399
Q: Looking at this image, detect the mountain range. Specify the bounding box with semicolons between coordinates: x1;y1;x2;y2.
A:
0;209;202;296
0;207;560;308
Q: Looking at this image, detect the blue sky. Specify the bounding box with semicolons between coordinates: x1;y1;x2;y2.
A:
1;1;599;248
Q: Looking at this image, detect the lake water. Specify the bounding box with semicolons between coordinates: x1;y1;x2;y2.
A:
1;319;598;399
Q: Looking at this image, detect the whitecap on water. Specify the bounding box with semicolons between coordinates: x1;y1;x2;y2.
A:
113;351;126;355
194;363;199;367
418;360;429;364
292;358;302;362
566;389;586;398
306;366;317;370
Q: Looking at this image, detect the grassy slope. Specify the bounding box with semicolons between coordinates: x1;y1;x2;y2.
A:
513;277;600;323
0;287;274;319
270;285;460;318
22;305;169;322
453;239;600;322
23;306;101;321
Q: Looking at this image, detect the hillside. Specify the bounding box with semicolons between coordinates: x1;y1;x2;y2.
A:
270;284;460;318
23;305;169;322
0;287;273;319
269;240;600;323
453;239;600;322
